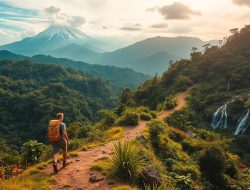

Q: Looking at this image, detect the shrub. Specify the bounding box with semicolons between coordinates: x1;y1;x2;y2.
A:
138;106;150;113
174;174;195;190
199;146;227;187
164;95;177;110
109;141;146;183
140;113;152;121
67;122;92;139
181;139;195;154
21;140;45;165
225;160;238;179
147;120;165;149
117;111;140;126
99;109;117;128
173;75;193;91
150;111;157;118
172;162;201;180
168;128;188;142
68;139;83;151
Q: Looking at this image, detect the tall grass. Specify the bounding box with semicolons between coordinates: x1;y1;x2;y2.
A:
109;141;146;183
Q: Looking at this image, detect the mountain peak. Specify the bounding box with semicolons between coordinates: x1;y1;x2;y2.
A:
32;25;92;41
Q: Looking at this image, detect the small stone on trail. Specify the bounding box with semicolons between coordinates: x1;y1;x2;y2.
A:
75;159;80;161
89;175;104;183
95;155;109;161
102;150;106;154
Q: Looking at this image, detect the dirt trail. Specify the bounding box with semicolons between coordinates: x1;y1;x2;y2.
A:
44;88;191;190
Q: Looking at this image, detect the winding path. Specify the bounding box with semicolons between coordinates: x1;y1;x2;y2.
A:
44;88;191;190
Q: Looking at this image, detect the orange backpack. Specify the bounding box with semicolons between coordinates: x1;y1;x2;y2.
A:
48;120;60;143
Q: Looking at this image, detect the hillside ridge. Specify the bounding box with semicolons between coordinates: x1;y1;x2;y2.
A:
43;88;191;190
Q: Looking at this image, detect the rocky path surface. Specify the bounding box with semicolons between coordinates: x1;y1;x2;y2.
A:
44;89;191;190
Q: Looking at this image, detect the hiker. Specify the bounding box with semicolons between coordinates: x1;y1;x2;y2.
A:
48;113;70;173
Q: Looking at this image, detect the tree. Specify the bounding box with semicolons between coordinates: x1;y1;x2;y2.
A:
21;140;45;165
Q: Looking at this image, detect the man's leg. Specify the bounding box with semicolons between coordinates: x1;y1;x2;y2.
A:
53;152;59;164
52;144;60;173
62;142;68;167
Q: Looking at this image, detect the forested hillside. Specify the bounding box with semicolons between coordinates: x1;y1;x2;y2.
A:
121;26;250;164
0;60;118;149
126;25;250;129
0;50;150;88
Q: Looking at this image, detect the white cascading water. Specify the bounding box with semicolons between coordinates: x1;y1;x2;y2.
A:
211;103;228;129
234;109;250;135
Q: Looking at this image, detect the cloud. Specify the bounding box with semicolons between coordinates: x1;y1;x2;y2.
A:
148;2;201;20
151;23;168;28
233;0;250;7
45;6;60;15
120;23;142;31
120;26;141;31
168;26;192;33
68;16;86;27
44;6;85;28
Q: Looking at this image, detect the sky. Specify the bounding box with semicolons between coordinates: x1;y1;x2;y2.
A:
0;0;250;49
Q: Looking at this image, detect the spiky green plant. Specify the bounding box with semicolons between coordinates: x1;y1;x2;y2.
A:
109;141;146;183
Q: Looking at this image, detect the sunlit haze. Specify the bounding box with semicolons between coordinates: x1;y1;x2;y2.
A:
0;0;250;49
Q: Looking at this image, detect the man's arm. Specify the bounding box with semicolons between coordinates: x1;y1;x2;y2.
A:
63;130;70;144
62;124;70;144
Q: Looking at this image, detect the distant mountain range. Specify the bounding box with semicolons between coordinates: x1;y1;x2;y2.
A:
0;25;218;75
0;50;150;88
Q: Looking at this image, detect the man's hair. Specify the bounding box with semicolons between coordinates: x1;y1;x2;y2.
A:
57;113;64;119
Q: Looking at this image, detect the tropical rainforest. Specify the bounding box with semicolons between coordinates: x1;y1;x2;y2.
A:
0;26;250;190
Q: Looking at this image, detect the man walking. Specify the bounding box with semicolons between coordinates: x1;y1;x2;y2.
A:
48;113;70;173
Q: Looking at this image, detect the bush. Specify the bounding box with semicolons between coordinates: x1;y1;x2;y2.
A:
168;128;188;142
21;140;45;165
109;141;146;183
150;111;157;118
117;111;140;126
140;112;152;121
147;120;166;149
173;75;193;91
99;109;117;128
199;146;227;187
164;95;177;110
174;174;195;190
67;122;92;139
68;139;84;151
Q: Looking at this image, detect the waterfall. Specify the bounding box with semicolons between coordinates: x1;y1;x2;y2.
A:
211;103;228;129
234;109;250;135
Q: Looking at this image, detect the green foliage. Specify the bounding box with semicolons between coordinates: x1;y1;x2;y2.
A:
199;146;227;188
173;75;193;92
109;141;146;183
31;55;150;89
147;120;166;149
149;111;157;118
228;99;246;116
117;111;140;126
164;95;177;110
67;122;92;139
99;109;117;128
21;140;45;165
245;98;250;108
139;112;152;121
0;60;118;148
173;174;195;190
